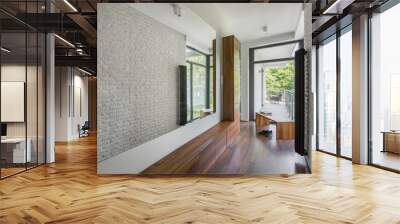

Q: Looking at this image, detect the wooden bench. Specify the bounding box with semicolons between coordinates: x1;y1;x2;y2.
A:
255;112;294;140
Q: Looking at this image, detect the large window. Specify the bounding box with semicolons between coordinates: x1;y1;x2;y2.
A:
317;36;337;155
186;46;212;121
316;25;353;159
370;3;400;171
340;28;352;158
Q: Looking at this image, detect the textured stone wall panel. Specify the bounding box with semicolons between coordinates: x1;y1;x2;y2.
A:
97;4;185;162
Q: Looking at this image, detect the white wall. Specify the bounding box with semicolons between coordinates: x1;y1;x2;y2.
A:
71;74;89;138
55;67;89;141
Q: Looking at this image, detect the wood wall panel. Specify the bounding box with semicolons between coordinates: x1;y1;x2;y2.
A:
222;35;241;147
222;35;240;122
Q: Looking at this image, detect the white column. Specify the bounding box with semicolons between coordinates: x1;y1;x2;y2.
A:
46;32;55;163
352;14;369;164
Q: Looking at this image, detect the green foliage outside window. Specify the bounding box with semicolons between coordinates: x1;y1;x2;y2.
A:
265;62;295;98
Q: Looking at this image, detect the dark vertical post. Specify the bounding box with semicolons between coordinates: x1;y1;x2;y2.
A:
179;65;187;125
336;30;341;157
36;0;39;167
249;48;255;121
25;1;28;170
295;48;306;156
190;63;193;121
206;55;210;109
316;45;320;150
367;11;373;164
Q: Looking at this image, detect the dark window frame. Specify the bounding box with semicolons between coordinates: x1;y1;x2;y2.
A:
185;46;212;123
315;24;353;161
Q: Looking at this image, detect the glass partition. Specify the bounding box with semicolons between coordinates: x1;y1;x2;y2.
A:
317;36;337;155
0;2;46;179
1;31;28;177
27;31;38;169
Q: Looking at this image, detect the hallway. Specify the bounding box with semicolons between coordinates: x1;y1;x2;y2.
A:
0;135;400;223
143;122;307;175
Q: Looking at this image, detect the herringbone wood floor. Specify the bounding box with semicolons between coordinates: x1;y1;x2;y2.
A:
1;134;400;223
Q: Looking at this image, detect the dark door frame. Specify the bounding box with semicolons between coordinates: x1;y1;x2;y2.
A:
249;39;303;121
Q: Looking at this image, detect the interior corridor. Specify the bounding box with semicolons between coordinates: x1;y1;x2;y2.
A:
143;122;308;175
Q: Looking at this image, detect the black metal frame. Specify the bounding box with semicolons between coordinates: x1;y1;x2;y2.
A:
249;39;303;121
315;23;352;161
0;0;47;180
185;46;212;123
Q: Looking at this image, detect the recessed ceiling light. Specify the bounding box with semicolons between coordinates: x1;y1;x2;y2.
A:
63;0;78;12
54;34;75;48
78;67;93;76
323;0;344;14
1;47;11;53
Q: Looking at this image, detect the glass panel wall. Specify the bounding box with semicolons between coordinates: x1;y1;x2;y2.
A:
340;28;352;158
27;31;38;169
1;31;28;177
317;36;337;154
370;3;400;171
38;32;46;165
0;2;46;179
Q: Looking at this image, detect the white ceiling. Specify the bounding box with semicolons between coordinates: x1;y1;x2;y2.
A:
130;4;216;53
129;3;303;53
185;3;303;43
254;42;300;62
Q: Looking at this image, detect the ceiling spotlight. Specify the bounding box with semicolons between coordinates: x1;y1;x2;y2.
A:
78;67;93;76
1;47;11;53
54;34;75;48
76;49;84;55
172;4;181;17
63;0;78;12
262;26;268;33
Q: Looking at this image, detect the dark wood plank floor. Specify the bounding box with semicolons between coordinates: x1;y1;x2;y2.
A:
143;122;308;175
